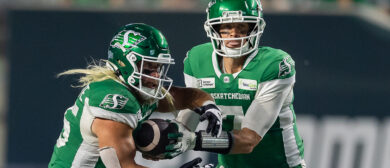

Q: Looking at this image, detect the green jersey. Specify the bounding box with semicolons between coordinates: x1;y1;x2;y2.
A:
49;79;157;168
184;43;304;168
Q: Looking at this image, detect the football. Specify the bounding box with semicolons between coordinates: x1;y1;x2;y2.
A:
133;119;178;156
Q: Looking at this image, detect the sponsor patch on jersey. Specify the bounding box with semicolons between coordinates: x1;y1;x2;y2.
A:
99;94;129;110
197;78;215;88
279;56;295;78
238;79;257;91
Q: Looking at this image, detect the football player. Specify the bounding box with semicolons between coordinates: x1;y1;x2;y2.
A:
171;0;307;167
48;23;221;168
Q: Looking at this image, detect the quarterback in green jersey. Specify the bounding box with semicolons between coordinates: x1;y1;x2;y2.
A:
48;23;223;168
176;0;306;167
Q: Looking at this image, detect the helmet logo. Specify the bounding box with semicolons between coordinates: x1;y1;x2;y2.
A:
123;30;147;48
111;30;147;49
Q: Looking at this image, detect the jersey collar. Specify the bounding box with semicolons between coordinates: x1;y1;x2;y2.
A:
212;49;259;79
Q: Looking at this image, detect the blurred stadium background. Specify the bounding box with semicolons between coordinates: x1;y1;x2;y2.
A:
0;0;389;167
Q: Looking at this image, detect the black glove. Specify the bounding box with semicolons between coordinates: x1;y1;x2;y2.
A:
180;157;214;168
194;102;222;137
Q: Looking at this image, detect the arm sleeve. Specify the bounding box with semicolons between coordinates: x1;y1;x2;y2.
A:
241;75;295;138
178;51;201;130
183;51;198;88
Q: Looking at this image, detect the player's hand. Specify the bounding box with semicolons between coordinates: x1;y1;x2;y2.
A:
194;101;222;137
179;157;214;168
165;120;197;158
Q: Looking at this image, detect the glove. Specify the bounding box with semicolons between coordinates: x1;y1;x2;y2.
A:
165;120;197;158
194;101;222;137
180;157;214;168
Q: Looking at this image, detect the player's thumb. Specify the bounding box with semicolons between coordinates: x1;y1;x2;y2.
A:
199;113;210;122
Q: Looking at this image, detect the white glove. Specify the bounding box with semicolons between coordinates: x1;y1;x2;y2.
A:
194;101;222;137
166;120;197;158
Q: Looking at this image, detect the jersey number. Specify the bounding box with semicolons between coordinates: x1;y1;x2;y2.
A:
56;118;70;147
56;105;78;147
218;105;244;130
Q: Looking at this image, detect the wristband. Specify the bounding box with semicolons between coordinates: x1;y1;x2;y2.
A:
193;130;233;154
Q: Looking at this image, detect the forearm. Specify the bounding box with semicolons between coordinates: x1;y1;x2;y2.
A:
93;118;147;168
230;128;261;154
169;86;214;110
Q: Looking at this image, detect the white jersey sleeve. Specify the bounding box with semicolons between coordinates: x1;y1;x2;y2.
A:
184;73;198;88
241;75;295;137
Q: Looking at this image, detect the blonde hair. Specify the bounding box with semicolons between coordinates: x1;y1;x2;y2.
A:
57;59;120;88
58;59;175;108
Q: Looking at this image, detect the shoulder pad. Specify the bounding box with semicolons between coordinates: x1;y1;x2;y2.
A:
258;47;296;81
85;79;140;114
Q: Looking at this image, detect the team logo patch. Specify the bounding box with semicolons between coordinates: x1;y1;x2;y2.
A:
279;56;295;78
238;79;257;91
99;94;129;109
197;78;215;89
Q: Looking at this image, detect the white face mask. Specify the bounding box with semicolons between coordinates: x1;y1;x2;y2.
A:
221;41;249;56
138;86;158;102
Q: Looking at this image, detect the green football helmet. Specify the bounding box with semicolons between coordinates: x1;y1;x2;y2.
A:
107;23;175;99
204;0;266;57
